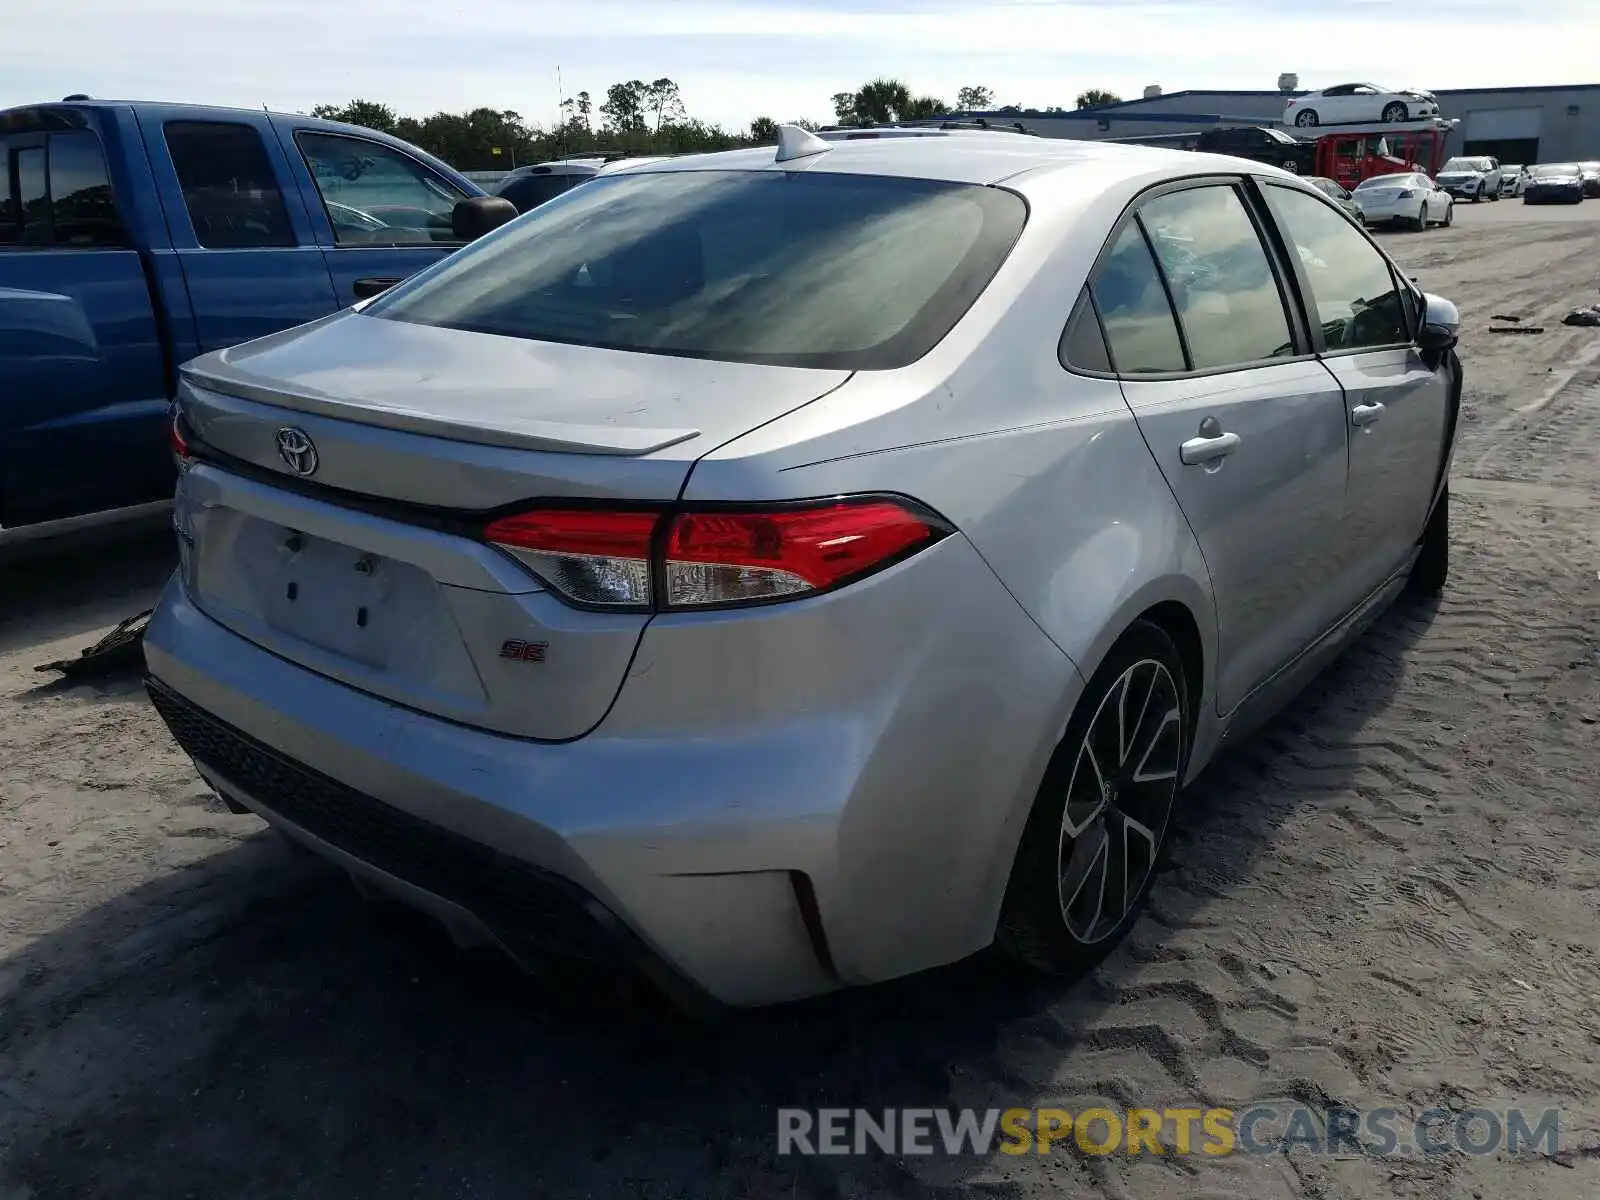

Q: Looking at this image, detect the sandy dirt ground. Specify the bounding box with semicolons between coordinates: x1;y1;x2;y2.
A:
1;199;1598;1200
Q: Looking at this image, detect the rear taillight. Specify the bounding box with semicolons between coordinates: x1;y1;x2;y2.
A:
484;509;657;608
484;496;950;612
169;404;192;464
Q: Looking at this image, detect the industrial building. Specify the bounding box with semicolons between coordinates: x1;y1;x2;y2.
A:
969;83;1600;165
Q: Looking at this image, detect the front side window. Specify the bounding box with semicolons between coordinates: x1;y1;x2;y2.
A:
296;131;465;246
1089;221;1187;374
166;121;296;249
1265;184;1408;352
368;170;1027;371
1137;185;1296;371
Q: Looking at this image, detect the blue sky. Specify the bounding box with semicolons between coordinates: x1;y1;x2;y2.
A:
6;0;1597;131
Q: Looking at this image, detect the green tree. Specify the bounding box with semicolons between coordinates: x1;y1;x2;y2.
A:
309;99;399;134
601;80;649;134
956;85;995;110
643;78;685;133
1075;89;1122;109
834;79;947;126
748;116;779;143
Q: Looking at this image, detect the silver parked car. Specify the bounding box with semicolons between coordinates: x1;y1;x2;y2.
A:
147;127;1462;1008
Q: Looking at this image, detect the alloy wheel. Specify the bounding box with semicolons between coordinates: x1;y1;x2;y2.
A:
1055;659;1183;944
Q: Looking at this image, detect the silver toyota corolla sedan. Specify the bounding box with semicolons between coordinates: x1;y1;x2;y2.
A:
146;126;1462;1008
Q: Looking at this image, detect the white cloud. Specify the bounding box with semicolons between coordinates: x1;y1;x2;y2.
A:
3;0;1596;128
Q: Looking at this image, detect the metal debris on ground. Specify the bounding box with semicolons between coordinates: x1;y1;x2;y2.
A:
1491;314;1523;322
34;610;153;680
1561;306;1600;327
1489;325;1545;334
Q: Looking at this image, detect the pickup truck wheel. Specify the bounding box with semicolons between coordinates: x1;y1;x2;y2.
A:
997;621;1190;978
1408;485;1449;596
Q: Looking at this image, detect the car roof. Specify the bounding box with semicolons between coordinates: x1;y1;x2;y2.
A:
599;128;1269;189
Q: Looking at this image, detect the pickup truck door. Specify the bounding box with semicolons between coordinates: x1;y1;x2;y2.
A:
136;111;339;353
274;123;470;307
0;127;172;527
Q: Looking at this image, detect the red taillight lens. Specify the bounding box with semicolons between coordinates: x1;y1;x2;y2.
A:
483;497;948;611
663;500;942;607
168;405;191;463
484;509;659;608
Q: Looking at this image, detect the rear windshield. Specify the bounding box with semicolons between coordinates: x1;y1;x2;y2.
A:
366;169;1028;370
1355;174;1413;189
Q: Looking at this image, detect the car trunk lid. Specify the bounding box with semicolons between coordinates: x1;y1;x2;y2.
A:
173;313;850;739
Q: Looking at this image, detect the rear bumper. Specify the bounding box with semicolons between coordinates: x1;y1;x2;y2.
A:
144;530;1081;1006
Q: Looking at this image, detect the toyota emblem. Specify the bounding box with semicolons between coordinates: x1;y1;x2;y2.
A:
275;426;319;476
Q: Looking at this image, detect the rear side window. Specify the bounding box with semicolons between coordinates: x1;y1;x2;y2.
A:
165;121;296;249
1089;221;1186;373
367;170;1028;371
50;131;122;247
16;146;48;245
497;172;581;213
1137;186;1296;370
1059;286;1112;372
295;131;465;246
1264;184;1408;351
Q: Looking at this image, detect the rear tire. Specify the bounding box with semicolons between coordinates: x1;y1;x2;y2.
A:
996;621;1190;978
1412;206;1428;231
1408;485;1450;596
1382;102;1409;122
1294;109;1320;128
1443;200;1454;227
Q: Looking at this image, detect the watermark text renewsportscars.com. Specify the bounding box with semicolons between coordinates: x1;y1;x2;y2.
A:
776;1106;1562;1159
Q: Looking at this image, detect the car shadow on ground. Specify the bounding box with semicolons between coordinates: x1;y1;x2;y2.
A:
0;522;175;660
0;586;1437;1199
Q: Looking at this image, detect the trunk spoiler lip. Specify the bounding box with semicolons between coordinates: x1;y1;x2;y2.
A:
178;363;702;458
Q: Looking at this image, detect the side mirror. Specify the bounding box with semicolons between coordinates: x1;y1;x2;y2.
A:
452;196;518;242
1416;292;1460;366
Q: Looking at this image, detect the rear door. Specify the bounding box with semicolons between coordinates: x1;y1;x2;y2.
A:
280;126;469;307
0;126;171;526
1091;179;1351;714
1261;182;1450;598
138;112;339;353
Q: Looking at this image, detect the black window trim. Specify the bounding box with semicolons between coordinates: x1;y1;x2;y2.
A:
292;128;469;249
1060;173;1320;382
1257;177;1417;359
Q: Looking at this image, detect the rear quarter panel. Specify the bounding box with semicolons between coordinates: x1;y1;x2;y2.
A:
683;162;1219;710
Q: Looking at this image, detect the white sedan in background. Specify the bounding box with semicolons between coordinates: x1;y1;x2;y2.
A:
1284;84;1440;128
1350;172;1453;229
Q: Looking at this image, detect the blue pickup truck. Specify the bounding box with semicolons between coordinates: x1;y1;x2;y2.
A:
0;98;506;545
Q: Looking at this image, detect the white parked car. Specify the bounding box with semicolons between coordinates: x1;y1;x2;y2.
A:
1284;84;1440;128
1350;172;1452;229
1499;165;1527;197
1435;156;1502;202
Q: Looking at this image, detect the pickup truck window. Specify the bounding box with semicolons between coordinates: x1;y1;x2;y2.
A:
295;131;465;246
1;132;125;249
50;132;122;248
16;146;49;244
165;121;296;250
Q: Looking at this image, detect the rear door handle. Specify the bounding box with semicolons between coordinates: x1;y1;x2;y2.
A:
1351;402;1386;428
1179;431;1241;466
